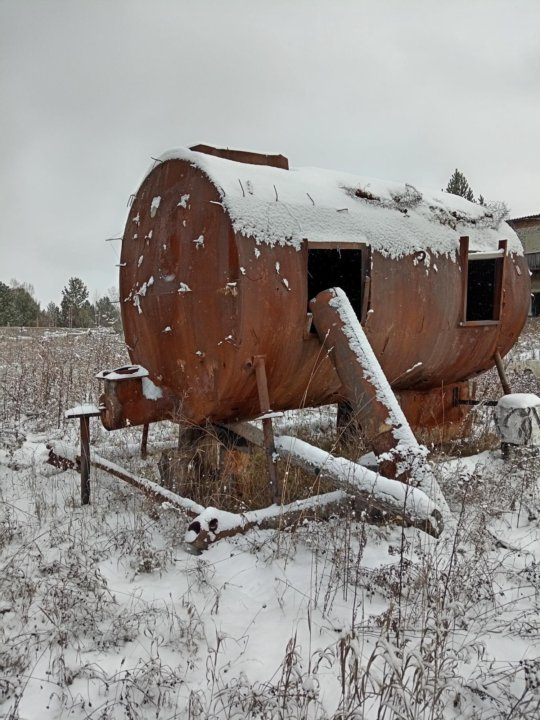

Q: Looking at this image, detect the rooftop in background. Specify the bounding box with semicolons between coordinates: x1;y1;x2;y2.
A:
508;213;540;224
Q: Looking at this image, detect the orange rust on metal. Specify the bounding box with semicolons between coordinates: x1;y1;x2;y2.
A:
496;239;508;322
396;383;474;445
99;376;176;430
254;356;272;413
189;143;289;170
80;415;91;505
65;407;101;504
365;244;527;390
493;351;512;395
360;274;371;324
141;423;149;458
47;447;203;518
254;356;280;503
310;288;415;480
103;146;530;447
116;155;340;429
460;235;470;322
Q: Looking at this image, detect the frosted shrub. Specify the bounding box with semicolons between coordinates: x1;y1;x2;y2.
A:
0;328;127;435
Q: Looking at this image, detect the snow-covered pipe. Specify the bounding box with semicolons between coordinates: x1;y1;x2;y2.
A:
310;287;451;520
311;287;425;481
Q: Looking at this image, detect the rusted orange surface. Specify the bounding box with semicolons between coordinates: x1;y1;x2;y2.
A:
103;146;530;436
396;383;474;444
118;158;340;426
189;143;289;170
366;246;528;389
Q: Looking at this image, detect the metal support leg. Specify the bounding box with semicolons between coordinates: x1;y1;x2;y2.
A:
494;351;512;396
254;356;281;504
141;423;149;458
80;416;91;505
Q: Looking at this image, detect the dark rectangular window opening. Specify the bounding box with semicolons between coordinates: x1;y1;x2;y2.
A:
466;257;503;321
460;236;506;326
307;248;364;329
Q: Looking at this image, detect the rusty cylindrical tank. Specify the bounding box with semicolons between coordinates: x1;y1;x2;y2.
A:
99;145;530;438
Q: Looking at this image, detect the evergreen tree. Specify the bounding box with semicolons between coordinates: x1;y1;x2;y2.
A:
1;278;122;331
10;286;40;325
95;296;121;328
0;282;15;325
445;169;475;202
61;277;92;327
0;281;40;326
43;301;61;327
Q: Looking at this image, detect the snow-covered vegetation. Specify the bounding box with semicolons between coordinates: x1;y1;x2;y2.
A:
1;326;540;719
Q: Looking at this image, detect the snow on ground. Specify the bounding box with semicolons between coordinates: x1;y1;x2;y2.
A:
2;433;540;718
1;328;540;719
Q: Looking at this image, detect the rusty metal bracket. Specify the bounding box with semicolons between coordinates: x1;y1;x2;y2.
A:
65;405;101;505
452;386;497;407
141;423;149;458
494;350;512;395
253;355;281;504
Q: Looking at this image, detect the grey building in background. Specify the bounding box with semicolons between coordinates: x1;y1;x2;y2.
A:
508;214;540;315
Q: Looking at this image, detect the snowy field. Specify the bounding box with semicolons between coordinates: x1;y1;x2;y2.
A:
1;326;540;719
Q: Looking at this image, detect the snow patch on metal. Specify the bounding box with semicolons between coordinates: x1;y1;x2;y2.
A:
150;196;161;218
144;148;522;259
96;365;149;381
142;376;164;401
65;403;100;418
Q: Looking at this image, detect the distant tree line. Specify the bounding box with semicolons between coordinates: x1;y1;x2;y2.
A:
0;277;122;331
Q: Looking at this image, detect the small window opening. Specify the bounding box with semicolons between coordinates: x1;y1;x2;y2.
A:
307;247;364;324
461;236;505;324
466;257;501;321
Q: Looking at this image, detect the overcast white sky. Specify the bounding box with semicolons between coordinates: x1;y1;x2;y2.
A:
1;0;539;306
